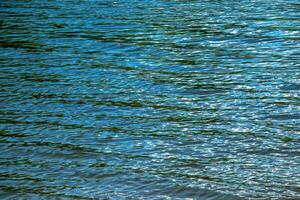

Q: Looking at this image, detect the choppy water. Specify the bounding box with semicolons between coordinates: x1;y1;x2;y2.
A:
1;0;300;199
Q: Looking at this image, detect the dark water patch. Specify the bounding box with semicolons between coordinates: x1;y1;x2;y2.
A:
0;40;43;51
280;83;300;91
180;89;227;96
265;114;300;120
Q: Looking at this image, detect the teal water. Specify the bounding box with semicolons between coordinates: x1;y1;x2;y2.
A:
1;0;300;199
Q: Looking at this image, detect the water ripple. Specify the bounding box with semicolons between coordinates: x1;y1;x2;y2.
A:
1;0;300;199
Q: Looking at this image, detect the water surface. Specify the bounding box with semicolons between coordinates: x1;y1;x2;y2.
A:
1;0;300;199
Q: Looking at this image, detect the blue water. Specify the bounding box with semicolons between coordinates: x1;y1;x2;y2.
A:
1;0;300;199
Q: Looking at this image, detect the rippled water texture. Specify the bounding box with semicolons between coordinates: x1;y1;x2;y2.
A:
1;0;300;199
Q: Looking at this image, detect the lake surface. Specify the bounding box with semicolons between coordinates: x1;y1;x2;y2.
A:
1;0;300;199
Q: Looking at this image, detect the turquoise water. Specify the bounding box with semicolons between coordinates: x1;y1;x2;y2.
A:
0;0;300;199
